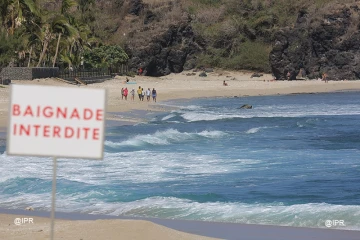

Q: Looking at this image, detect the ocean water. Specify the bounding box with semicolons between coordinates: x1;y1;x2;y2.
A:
1;92;360;230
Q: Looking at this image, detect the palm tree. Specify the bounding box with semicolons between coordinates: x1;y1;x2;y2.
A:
52;0;78;67
51;15;77;67
36;0;78;67
0;0;12;31
36;21;51;66
61;0;77;15
78;0;95;15
6;0;38;35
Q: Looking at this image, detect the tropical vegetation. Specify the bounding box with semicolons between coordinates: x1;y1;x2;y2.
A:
0;0;128;70
0;0;356;73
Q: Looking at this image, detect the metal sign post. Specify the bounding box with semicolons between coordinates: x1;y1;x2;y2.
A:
50;157;57;240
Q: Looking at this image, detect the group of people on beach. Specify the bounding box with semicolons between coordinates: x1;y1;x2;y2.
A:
121;86;157;102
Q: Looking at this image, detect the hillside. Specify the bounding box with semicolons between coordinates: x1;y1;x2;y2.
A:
1;0;360;79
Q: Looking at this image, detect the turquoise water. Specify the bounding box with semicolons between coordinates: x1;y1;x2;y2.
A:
1;92;360;230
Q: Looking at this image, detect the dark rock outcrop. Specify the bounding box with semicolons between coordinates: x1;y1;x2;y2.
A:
128;0;144;16
144;10;157;25
127;24;204;76
239;104;253;109
270;4;360;80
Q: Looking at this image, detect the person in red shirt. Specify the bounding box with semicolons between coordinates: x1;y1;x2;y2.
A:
124;88;128;100
138;68;143;75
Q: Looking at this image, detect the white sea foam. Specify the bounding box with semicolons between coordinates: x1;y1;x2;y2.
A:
198;130;226;138
182;105;202;110
1;193;359;230
246;127;262;134
0;151;255;184
180;112;237;122
103;198;360;230
245;126;279;134
161;113;176;121
105;129;226;147
178;104;360;122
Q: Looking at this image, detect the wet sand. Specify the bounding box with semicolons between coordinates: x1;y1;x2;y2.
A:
1;209;359;240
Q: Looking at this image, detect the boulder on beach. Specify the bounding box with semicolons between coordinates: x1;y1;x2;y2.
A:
251;73;263;78
186;73;196;76
199;72;207;77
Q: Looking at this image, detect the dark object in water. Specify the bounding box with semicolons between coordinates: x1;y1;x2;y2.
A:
240;104;252;109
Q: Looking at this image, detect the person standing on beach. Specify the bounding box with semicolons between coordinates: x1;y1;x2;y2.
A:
137;86;142;100
152;88;157;102
130;88;135;101
121;88;124;100
141;88;145;101
146;88;151;102
322;73;328;83
124;87;128;100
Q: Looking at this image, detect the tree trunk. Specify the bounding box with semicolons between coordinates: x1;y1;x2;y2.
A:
37;40;49;67
53;33;62;67
27;46;33;67
70;40;74;57
11;11;15;35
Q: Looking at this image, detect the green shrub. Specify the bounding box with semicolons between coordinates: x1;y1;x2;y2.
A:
191;0;221;6
0;30;20;68
197;40;271;72
125;71;136;77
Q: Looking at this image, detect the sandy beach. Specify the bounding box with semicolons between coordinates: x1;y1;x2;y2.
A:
2;70;360;239
0;213;219;240
1;69;360;127
1;210;360;240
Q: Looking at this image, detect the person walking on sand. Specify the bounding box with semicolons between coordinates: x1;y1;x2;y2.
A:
121;88;124;100
130;88;135;101
124;87;128;100
137;86;142;101
223;80;228;86
141;88;145;101
146;88;151;102
152;88;157;102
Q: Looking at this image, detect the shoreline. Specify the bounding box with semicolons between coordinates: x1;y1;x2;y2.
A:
105;88;360;126
1;71;360;127
1;209;360;240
